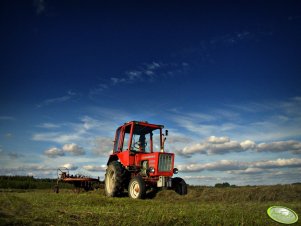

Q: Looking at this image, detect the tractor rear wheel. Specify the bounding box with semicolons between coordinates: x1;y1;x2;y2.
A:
172;177;188;195
128;175;146;199
105;161;126;197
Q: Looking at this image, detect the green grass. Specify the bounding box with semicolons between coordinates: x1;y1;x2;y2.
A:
0;185;300;225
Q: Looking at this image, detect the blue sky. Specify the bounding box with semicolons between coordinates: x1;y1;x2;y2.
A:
0;0;301;185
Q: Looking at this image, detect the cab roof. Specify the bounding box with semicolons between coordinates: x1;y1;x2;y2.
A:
120;121;164;134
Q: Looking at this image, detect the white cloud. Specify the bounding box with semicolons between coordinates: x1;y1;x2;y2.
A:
44;143;85;158
37;91;76;108
145;70;154;75
0;149;24;159
170;113;224;137
90;61;188;95
207;136;230;144
183;175;216;180
252;158;301;169
179;136;301;157
61;163;78;171
24;165;54;171
33;132;81;144
32;115;120;167
209;31;255;46
62;143;85;156
34;0;46;15
126;71;143;81
111;77;126;84
171;97;301;142
181;136;256;156
0;164;57;176
0;116;15;121
110;62;162;85
44;147;65;158
178;160;245;172
37;123;61;129
146;62;161;70
0;164;64;178
81;116;103;130
170;111;216;124
182;143;208;155
167;133;193;144
5;133;13;138
257;140;301;154
32;116;105;144
228;167;265;175
82;165;106;172
240;140;257;150
233;98;301;141
89;84;108;96
92;137;113;156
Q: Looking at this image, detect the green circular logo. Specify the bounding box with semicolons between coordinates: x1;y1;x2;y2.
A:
267;206;298;224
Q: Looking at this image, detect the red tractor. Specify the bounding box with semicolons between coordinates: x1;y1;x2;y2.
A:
105;121;187;199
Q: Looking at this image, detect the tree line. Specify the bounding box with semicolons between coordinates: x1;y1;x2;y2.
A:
0;176;72;189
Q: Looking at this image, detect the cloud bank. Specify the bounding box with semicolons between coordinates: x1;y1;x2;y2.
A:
178;158;301;173
179;136;301;156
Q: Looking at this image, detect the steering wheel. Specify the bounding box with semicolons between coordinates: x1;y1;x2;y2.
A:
133;141;147;150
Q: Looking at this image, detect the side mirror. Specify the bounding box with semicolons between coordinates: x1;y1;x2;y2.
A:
165;130;168;136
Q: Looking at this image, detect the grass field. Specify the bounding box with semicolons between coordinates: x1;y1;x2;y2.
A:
0;185;300;225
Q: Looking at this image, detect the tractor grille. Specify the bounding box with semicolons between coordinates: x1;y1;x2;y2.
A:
158;154;172;172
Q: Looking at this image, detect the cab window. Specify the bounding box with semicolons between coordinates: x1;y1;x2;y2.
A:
113;128;121;152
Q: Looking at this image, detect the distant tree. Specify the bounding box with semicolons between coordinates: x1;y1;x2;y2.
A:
215;182;231;188
223;182;230;187
215;183;221;188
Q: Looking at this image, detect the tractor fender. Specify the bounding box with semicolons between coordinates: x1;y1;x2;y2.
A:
107;154;119;165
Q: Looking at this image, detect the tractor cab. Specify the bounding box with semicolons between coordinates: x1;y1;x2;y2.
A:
113;121;165;153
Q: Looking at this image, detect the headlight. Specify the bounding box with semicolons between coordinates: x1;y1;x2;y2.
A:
173;168;178;174
147;167;155;174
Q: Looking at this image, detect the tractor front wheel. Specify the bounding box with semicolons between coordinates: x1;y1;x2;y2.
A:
105;161;126;197
172;177;188;195
128;175;146;199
